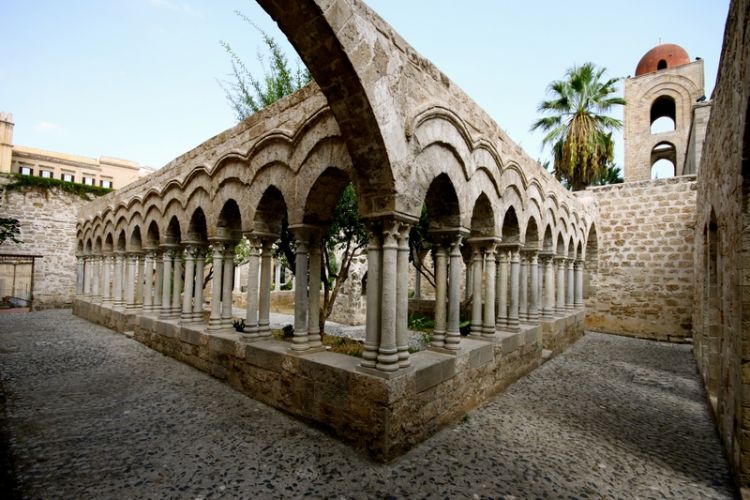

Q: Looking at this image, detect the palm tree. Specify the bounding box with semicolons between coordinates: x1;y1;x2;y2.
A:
591;163;624;185
532;63;625;191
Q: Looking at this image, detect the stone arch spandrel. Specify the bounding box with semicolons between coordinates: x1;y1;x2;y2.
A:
245;165;295;233
257;0;398;214
412;143;467;222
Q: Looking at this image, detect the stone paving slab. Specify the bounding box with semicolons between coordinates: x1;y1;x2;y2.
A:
0;310;735;499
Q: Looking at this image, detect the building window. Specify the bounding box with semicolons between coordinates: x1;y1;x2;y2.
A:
19;166;33;176
82;176;95;186
61;173;74;183
40;170;53;178
100;179;112;189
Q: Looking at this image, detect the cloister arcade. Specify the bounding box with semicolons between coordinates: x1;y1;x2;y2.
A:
72;0;598;458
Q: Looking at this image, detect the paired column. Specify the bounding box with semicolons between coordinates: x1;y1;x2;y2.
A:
555;257;566;315
153;251;164;313
91;255;101;302
83;256;92;296
291;232;310;350
566;258;575;311
507;246;520;332
242;237;261;342
469;246;483;337
159;246;176;319
361;218;416;371
430;243;448;348
519;252;529;321
125;253;138;311
180;245;198;323
540;253;555;320
258;240;273;336
75;256;85;295
308;234;322;348
527;251;540;322
207;242;225;330
102;254;113;304
135;254;145;308
482;244;497;338
574;259;584;308
446;234;464;350
495;250;509;329
142;250;156;312
192;248;206;321
220;244;235;329
170;248;183;319
113;252;125;308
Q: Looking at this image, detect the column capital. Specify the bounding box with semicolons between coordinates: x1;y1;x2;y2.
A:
427;227;469;248
467;236;500;252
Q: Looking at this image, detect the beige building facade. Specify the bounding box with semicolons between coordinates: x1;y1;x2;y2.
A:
0;112;152;189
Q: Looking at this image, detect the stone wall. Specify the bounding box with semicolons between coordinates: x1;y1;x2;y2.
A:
690;0;750;489
584;176;696;341
0;176;85;309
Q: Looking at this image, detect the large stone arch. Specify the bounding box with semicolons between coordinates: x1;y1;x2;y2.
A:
257;0;398;214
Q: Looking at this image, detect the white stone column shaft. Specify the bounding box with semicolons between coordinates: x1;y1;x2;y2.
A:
507;249;520;331
483;246;497;337
362;233;381;368
135;255;144;306
102;256;112;304
292;239;309;350
376;222;399;371
529;253;540;322
113;254;124;307
574;259;584;308
396;224;411;368
469;247;483;337
432;245;448;348
566;259;575;311
446;237;463;350
125;254;137;310
154;254;164;309
308;238;322;348
220;246;234;328
519;253;528;321
556;258;566;315
496;251;509;328
181;247;196;322
142;252;154;311
207;244;224;329
192;251;205;321
171;252;183;319
76;257;84;295
258;241;273;337
242;239;260;340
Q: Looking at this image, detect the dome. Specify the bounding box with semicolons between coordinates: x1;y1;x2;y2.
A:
635;44;691;76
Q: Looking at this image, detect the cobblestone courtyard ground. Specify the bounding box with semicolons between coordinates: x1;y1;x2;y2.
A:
0;310;735;499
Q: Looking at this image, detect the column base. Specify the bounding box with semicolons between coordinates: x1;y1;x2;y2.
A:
288;345;327;356
356;364;414;380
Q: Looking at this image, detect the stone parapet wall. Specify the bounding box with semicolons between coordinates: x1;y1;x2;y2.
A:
1;177;85;309
585;176;696;341
73;298;584;461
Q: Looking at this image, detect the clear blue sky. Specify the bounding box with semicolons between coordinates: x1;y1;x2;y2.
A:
1;0;729;171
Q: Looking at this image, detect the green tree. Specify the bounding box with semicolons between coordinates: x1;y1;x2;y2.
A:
219;12;311;121
591;163;624;185
220;15;367;333
0;216;21;246
532;62;625;191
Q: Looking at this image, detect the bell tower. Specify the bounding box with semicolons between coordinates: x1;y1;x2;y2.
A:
0;112;13;174
623;44;705;182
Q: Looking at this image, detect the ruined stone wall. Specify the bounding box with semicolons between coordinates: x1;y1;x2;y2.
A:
690;0;750;489
0;177;84;309
585;176;696;341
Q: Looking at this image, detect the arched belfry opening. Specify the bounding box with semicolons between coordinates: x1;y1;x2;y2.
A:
650;95;676;134
657;59;668;70
651;142;677;179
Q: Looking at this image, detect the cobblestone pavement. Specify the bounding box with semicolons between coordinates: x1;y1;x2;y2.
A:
0;310;735;499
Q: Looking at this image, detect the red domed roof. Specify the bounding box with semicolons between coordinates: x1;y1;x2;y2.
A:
635;44;691;76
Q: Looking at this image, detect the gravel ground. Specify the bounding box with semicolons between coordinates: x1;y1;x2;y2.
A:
0;309;735;499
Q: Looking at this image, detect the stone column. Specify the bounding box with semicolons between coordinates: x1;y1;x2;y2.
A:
507;247;520;331
153;251;164;311
574;259;584;308
464;256;473;302
91;256;101;302
135;254;145;307
542;254;555;320
170;250;183;319
242;237;260;341
566;259;575;311
469;246;483;337
496;250;509;329
376;221;399;371
519;252;529;322
528;252;540;322
113;252;124;308
396;223;411;368
83;256;91;296
192;248;206;322
431;243;448;348
234;264;241;293
159;247;174;319
181;246;197;323
258;239;273;338
482;244;497;338
446;235;464;350
125;253;137;311
207;243;224;330
291;235;309;351
308;233;322;348
220;244;235;328
102;255;113;304
76;256;84;295
142;251;154;311
414;266;422;299
362;229;381;368
555;257;566;315
273;258;281;292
